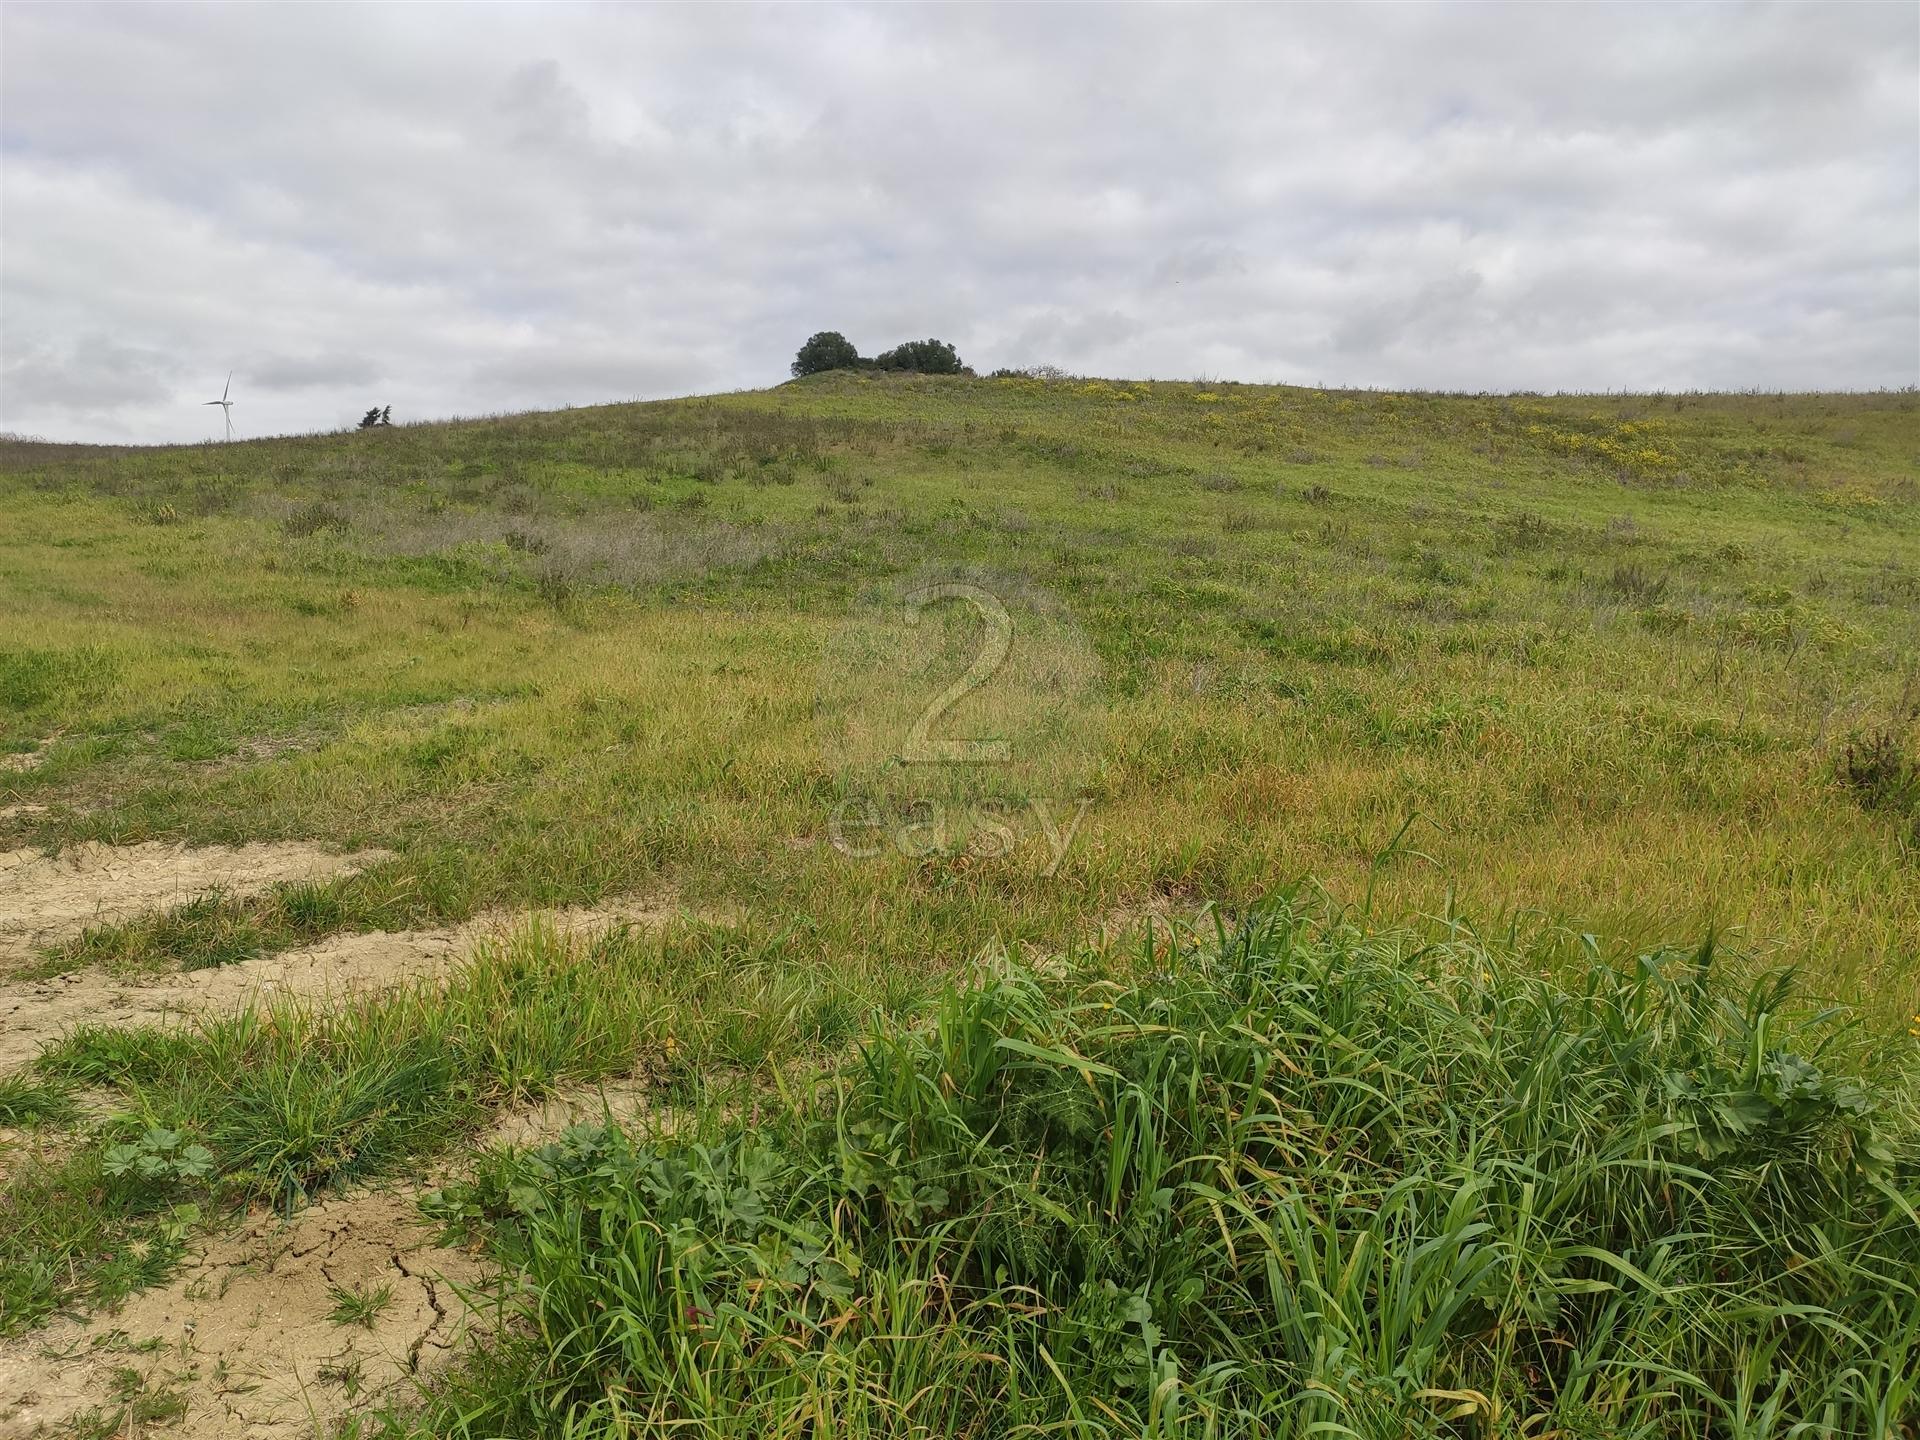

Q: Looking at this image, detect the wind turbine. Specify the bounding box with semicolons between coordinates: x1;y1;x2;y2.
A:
203;372;235;441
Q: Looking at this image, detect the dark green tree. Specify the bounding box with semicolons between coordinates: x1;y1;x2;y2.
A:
873;338;964;374
791;331;861;377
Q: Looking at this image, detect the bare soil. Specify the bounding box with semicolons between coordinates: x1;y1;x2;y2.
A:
480;1075;661;1150
0;841;392;969
0;835;722;1431
0;1187;488;1439
0;895;698;1075
0;740;54;776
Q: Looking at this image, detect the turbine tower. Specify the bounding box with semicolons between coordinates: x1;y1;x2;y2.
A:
204;372;235;441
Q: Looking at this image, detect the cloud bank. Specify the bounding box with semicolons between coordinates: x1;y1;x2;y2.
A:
2;2;1914;442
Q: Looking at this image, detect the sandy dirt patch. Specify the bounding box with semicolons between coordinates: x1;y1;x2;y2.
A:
0;739;55;776
0;841;393;969
0;897;699;1075
0;1187;488;1440
1092;897;1212;946
480;1075;662;1150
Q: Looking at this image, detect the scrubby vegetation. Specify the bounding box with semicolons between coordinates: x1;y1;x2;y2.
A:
2;375;1913;1012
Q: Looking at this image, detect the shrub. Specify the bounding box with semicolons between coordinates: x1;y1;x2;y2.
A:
790;331;861;378
872;337;964;375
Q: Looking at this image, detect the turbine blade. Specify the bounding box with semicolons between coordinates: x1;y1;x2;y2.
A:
223;371;232;401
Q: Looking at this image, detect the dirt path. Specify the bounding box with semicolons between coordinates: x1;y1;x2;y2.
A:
0;841;392;969
0;1187;488;1439
0;897;694;1075
479;1075;662;1150
0;836;740;1430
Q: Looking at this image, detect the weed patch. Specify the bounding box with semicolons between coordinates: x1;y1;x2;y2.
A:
400;905;1919;1437
1837;729;1919;818
6;915;781;1328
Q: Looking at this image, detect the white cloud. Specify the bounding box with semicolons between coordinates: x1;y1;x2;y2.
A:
1;2;1914;442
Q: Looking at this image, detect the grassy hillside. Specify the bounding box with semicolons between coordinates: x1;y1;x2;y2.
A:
4;375;1917;1009
1;375;1917;1436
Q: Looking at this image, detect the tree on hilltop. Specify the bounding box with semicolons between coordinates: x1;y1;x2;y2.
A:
791;332;968;378
791;331;861;377
873;338;963;374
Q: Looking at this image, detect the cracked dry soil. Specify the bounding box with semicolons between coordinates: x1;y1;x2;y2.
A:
0;1188;488;1439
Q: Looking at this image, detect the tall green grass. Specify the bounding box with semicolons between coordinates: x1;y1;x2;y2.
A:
399;904;1919;1438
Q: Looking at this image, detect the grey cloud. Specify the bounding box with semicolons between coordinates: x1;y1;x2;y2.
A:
2;335;172;410
1334;270;1486;357
497;60;594;149
465;343;719;407
1152;244;1250;288
247;353;382;392
1;3;1914;443
1013;310;1144;362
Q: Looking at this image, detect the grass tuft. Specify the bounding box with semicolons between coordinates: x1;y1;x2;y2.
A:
1837;729;1919;819
0;1073;80;1128
327;1280;396;1329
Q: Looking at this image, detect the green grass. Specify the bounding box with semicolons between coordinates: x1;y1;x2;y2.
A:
69;1367;191;1440
0;1143;198;1334
35;861;471;979
384;902;1919;1439
0;1072;80;1128
327;1279;396;1329
2;375;1914;1016
4;916;881;1332
1;374;1917;1429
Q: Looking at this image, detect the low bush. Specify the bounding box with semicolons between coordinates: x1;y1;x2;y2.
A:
282;499;351;537
873;338;964;375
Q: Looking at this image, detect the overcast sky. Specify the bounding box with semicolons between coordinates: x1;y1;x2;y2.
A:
2;3;1915;444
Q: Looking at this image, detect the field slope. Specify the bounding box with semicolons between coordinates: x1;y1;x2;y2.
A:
0;375;1916;1436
